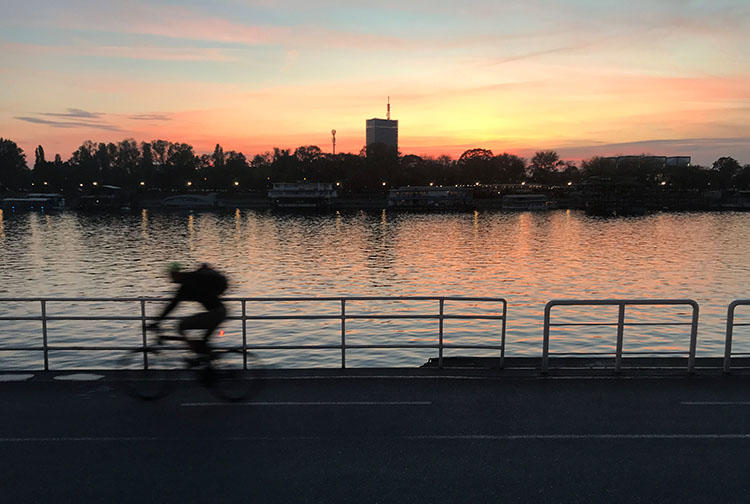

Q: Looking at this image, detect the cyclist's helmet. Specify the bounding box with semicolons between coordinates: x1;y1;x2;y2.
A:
167;261;183;274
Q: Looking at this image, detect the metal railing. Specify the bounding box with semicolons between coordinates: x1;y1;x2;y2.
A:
0;296;507;370
723;300;750;373
542;299;699;373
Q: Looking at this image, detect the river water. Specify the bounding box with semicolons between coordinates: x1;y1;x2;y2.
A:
0;208;748;369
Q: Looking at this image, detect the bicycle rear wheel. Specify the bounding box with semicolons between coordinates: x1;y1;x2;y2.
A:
115;348;173;400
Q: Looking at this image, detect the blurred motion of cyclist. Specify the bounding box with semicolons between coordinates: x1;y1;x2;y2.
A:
148;262;228;364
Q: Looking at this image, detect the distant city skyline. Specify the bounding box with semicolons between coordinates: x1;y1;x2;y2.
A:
1;0;749;166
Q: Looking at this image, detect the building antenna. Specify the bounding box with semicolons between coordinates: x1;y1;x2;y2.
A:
387;96;391;121
331;129;336;155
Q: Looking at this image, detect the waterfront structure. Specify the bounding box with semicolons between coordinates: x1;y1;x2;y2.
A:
366;98;398;151
388;186;470;209
268;182;338;209
501;194;553;211
1;193;65;212
78;185;130;211
160;193;217;209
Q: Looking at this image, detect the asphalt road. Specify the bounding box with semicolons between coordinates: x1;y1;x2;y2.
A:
3;373;750;503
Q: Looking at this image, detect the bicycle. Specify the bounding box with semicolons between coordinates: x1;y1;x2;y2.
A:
116;327;264;401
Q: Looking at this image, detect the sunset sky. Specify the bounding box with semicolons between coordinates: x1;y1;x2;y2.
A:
1;0;748;165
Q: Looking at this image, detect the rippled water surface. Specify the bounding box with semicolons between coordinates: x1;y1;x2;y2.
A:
1;209;748;369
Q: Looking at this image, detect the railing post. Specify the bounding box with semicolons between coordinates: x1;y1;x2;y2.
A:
500;300;507;369
542;303;551;374
688;302;699;374
242;299;247;371
724;302;736;373
140;298;148;369
41;300;49;371
615;303;625;372
438;298;444;368
341;299;346;369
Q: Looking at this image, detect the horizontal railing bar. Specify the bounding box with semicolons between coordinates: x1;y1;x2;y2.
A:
547;352;616;356
0;296;506;303
243;314;505;320
0;314;504;320
441;345;503;349
549;322;693;327
621;351;688;355
0;344;504;351
549;323;620;327
39;346;150;351
621;322;694;326
547;299;698;306
246;345;437;350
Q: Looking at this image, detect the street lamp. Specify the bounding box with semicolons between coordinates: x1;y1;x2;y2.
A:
187;181;192;187
233;181;239;186
140;181;145;186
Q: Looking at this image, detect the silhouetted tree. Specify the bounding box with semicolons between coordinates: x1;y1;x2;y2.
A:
225;151;249;189
530;150;564;183
458;148;494;184
713;157;741;190
0;138;29;192
495;153;526;183
735;165;750;190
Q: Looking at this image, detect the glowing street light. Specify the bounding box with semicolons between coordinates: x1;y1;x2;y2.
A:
187;181;192;187
92;181;98;186
567;181;573;186
233;181;239;186
140;181;145;186
382;182;387;186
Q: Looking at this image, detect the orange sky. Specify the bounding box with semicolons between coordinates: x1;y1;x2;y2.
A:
2;0;749;165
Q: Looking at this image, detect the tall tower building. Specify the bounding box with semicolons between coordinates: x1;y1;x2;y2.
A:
366;98;398;151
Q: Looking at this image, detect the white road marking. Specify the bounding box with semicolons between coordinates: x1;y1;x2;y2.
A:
2;433;750;443
53;373;104;381
181;401;433;407
0;374;34;382
681;401;750;405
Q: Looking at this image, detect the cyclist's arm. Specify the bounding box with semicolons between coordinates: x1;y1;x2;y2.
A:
151;286;187;327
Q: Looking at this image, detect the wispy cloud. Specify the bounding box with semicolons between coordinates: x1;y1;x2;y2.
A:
128;114;172;121
40;108;104;119
15;108;120;131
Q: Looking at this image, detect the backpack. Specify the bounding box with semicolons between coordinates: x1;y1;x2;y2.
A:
197;266;228;296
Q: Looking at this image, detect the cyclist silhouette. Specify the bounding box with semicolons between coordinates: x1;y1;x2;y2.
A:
148;262;228;362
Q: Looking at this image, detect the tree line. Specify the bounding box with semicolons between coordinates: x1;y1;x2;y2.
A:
1;137;748;195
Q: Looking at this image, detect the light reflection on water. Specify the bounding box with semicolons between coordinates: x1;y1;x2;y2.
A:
0;209;749;369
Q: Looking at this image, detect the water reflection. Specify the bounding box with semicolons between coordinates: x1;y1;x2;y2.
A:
188;214;195;253
1;210;749;368
141;209;148;239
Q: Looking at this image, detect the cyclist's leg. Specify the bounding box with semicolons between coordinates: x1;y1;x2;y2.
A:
200;305;227;357
179;306;226;358
179;313;212;358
